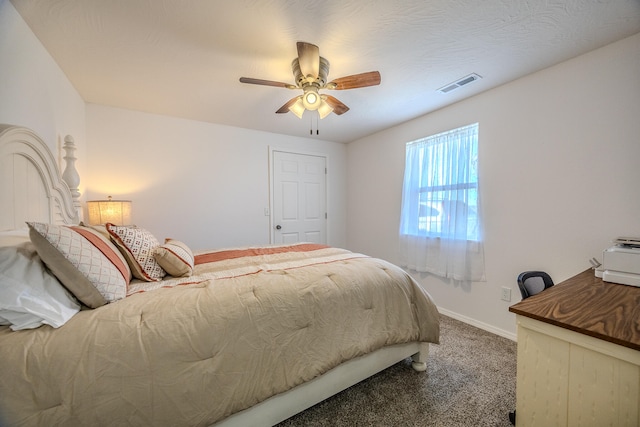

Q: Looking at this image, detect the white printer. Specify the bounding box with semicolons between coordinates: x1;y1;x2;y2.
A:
601;237;640;287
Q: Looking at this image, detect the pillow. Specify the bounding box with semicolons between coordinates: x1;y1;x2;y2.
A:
78;222;111;240
27;222;129;308
106;224;166;281
154;239;194;277
74;225;133;281
0;242;80;330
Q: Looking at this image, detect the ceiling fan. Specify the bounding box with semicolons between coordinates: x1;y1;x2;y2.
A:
239;42;381;119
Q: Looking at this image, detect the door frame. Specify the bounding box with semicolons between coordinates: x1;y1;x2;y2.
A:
268;147;329;244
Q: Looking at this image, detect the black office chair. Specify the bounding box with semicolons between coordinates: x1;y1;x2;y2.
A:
517;271;554;300
509;271;554;425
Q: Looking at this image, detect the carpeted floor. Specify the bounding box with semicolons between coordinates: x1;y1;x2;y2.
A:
276;314;517;427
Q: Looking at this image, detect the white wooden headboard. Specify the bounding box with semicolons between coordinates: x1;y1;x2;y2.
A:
0;124;80;231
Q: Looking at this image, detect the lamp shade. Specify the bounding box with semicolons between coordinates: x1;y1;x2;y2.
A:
87;196;132;226
317;98;333;119
289;97;306;119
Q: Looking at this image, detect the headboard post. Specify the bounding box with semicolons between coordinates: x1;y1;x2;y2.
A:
62;134;82;214
0;124;81;227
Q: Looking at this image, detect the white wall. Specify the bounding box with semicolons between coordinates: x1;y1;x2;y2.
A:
85;105;347;251
347;32;640;338
0;0;86;185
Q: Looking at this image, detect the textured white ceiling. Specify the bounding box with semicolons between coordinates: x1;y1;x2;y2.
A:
10;0;640;143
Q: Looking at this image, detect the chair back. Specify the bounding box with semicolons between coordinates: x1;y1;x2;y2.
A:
517;271;554;299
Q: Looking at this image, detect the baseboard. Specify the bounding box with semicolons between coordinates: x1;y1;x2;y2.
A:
437;307;517;341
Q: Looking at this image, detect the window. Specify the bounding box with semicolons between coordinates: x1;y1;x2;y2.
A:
400;123;479;241
399;123;485;281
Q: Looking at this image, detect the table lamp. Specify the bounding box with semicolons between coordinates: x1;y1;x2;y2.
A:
86;196;132;226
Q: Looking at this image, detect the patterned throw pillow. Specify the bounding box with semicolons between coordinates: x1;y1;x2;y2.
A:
154;239;194;277
27;222;129;308
107;224;166;281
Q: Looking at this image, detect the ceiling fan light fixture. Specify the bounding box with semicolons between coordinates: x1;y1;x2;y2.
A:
317;98;333;119
305;92;318;105
288;97;305;118
240;42;379;120
302;86;321;110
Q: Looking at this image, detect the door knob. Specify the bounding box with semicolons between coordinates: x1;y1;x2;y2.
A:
275;225;282;230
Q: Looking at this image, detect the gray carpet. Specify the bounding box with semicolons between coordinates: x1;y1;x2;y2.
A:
276;314;517;427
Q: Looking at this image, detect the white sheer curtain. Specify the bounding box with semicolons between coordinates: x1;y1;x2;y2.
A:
399;124;485;282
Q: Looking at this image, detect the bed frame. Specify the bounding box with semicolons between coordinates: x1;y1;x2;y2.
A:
0;124;429;427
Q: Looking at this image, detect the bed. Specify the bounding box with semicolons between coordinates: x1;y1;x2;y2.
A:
0;124;440;427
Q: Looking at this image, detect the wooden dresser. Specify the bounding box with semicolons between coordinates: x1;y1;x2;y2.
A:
509;269;640;427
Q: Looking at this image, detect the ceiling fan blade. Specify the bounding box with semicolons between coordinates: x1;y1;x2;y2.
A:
276;97;301;114
323;95;349;115
326;71;381;90
297;42;320;79
240;77;296;89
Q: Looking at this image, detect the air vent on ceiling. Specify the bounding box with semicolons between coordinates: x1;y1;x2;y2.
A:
438;73;482;94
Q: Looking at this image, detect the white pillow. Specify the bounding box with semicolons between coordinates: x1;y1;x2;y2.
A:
0;242;80;330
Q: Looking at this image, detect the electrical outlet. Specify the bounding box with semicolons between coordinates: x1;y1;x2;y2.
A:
501;287;511;302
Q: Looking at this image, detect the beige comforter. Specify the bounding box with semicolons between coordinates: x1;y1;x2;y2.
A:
0;244;439;426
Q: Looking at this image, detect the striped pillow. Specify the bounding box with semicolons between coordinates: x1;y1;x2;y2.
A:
154;239;194;277
27;222;130;308
72;225;132;281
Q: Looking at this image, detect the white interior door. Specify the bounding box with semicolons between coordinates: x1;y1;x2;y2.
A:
272;151;326;244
